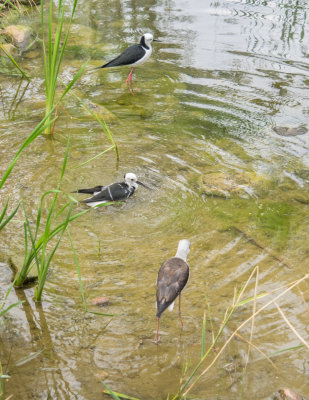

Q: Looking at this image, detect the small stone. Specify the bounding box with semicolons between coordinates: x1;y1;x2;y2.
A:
91;296;110;307
274;388;309;400
272;126;308;137
3;25;36;52
82;100;117;123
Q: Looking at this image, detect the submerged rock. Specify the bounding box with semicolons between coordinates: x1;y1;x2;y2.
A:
80;99;117;123
273;388;309;400
91;296;110;307
2;25;36;52
272;126;308;137
200;171;270;199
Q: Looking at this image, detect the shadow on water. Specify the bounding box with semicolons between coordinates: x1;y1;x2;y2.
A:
0;0;309;399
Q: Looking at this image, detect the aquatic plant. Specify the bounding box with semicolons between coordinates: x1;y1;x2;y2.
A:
13;139;115;302
0;281;24;324
0;44;30;79
0;110;56;190
13;139;86;301
67;88;119;161
41;0;87;135
0;198;20;232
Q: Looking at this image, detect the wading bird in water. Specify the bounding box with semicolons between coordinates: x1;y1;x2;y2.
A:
155;239;191;344
73;173;149;207
94;33;159;93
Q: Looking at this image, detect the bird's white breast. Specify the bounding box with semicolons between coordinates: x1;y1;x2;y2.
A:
87;200;108;208
132;47;152;66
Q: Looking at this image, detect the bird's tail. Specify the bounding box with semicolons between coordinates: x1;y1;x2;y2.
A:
92;65;104;71
72;189;95;194
92;60;116;70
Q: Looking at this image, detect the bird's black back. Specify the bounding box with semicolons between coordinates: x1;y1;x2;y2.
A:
101;44;146;68
81;182;134;203
156;257;189;318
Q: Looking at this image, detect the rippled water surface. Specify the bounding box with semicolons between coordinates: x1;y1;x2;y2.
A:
0;0;309;399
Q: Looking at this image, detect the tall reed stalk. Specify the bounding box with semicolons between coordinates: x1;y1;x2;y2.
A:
41;0;83;135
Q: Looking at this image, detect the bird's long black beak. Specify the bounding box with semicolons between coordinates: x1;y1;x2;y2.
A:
153;39;161;42
137;181;151;189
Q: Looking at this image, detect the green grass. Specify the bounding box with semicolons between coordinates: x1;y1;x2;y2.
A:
0;198;20;231
13;139;116;302
41;0;88;135
0;111;56;190
0;281;24;323
67;88;119;161
0;44;30;79
13;139;85;300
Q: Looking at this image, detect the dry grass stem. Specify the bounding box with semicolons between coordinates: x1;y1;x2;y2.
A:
182;273;309;397
235;332;277;369
274;302;309;350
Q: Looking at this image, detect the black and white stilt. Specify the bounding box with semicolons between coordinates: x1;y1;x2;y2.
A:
94;33;159;93
155;239;191;344
74;172;149;207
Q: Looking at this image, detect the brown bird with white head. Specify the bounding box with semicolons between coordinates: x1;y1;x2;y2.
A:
155;239;191;344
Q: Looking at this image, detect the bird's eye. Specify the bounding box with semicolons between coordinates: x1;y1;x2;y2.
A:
131;178;134;181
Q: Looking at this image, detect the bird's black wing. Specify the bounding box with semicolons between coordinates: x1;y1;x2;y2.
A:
73;185;105;194
156;257;189;317
80;182;130;203
100;44;146;68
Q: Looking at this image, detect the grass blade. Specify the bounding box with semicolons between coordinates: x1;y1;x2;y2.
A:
100;381;121;400
0;301;24;318
201;311;206;359
0;201;20;231
0;45;30;79
72;146;116;169
0;112;56;190
102;389;141;400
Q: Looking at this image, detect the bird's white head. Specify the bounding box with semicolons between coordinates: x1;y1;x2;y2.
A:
141;33;154;49
175;239;191;261
124;172;138;188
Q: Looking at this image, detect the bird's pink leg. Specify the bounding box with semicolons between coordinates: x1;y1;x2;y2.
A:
178;293;184;328
126;67;134;94
155;317;160;344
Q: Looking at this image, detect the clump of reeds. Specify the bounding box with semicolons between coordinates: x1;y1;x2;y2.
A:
41;0;89;135
13;139;88;301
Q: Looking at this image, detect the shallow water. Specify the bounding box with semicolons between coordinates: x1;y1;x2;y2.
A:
0;0;309;399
